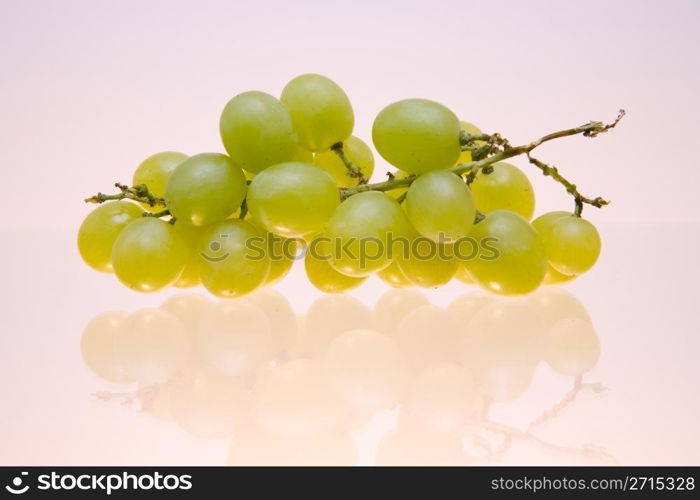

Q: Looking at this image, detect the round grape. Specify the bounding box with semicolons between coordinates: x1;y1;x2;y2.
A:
313;136;374;187
132;151;188;208
112;217;188;292
396;237;458;288
470;162;535;219
542;215;601;275
172;222;205;288
376;260;412;288
280;74;354;152
305;244;367;293
220;91;298;174
372;99;460;174
456;121;483;164
165;153;247;226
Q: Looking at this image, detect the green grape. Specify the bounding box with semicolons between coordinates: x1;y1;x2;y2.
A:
247;162;340;238
531;211;571;235
313;136;374;187
197;219;271;298
78;201;144;272
456;121;483;164
542;215;601;275
165;153;247;226
376;260;412;288
220;91;298;174
454;263;474;284
280;74;354;152
292;147;314;163
386;169;411;200
465;210;547;295
543;264;576;285
172;222;206;288
266;233;298;285
372;99;460;174
406;170;476;242
470;162;535;220
325;191;412;277
396;237;458;288
132;151;188;208
305;243;367;293
112;217;188;292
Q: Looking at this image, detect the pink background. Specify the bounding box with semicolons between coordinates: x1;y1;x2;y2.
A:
1;0;699;465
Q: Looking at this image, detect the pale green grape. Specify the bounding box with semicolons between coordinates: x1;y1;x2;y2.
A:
266;233;298;285
543;264;576;285
532;210;579;283
78;201;144;272
247;162;340;238
280;74;354;152
386;169;412;200
454;263;474;284
465;210;547;295
542;215;601;275
165;153;247;226
313;136;374;187
376;260;413;288
292;147;314;163
305;244;367;293
406;170;476;242
220;91;298;174
132;151;188;208
470;162;535;219
372;99;461;174
396;237;458;288
172;222;205;288
456;121;483;164
325;191;412;277
197;219;271;298
112;217;188;292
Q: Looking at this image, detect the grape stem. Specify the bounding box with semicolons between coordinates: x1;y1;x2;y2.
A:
340;109;626;214
84;182;166;208
330;142;369;184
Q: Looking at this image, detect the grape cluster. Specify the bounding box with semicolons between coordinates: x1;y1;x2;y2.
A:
78;73;603;297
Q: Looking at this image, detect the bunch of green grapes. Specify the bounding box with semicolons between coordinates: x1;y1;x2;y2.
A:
78;74;603;297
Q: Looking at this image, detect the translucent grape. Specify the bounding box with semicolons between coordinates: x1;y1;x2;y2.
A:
325;191;412;277
470;162;535;219
465;210;547;295
265;234;298;285
406;170;476;242
313;136;374;187
247;162;340;238
280;74;354;152
77;201;144;272
292;147;314;163
386;170;411;200
132;151;188;208
543;264;576;285
456;121;483;164
305;244;367;293
541;215;601;275
165;153;247;226
376;260;412;288
453;263;475;284
532;210;579;283
197;219;271;298
396;238;458;288
372;99;461;174
172;222;205;288
112;217;188;292
220;91;298;174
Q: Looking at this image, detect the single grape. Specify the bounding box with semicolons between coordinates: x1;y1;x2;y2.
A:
132;151;188;208
453;263;475;284
305;242;367;293
543;264;576;285
220;91;298;174
265;233;298;285
313;136;374;187
325;191;412;277
376;260;412;288
386;169;412;200
372;99;461;174
247;162;340;238
165;153;247;226
396;237;458;288
406;169;476;242
280;74;354;152
542;215;601;275
197;219;271;298
172;222;205;288
456;121;483;164
465;210;547;295
112;217;188;292
470;162;535;220
292;147;314;163
531;211;571;235
78;201;144;272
